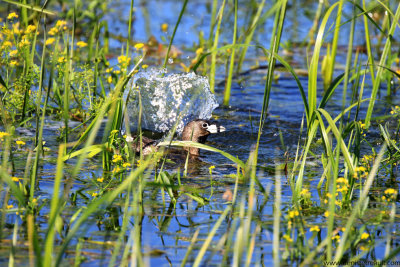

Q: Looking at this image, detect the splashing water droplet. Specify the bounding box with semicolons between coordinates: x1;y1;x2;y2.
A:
126;69;219;134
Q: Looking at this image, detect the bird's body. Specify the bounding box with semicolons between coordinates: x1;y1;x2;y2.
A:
130;119;225;156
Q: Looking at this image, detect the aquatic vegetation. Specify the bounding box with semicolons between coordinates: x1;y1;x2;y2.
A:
1;0;400;266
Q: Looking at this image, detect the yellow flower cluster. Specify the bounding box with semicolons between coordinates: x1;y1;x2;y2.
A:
7;12;18;20
97;177;104;183
353;165;368;179
390;105;400;115
76;41;88;48
381;188;397;202
15;140;25;146
336;177;349;193
18;36;30;48
45;38;55;46
25;25;36;34
9;50;17;57
2;41;13;49
0;132;10;139
58;56;67;64
112;154;123;163
49;20;67;35
134;43;144;50
310;225;320;232
122;162;131;168
117;55;131;68
12;177;20;182
360;232;369;240
282;234;293;243
300;188;311;198
112;166;121;174
288;210;299;219
359;121;367;137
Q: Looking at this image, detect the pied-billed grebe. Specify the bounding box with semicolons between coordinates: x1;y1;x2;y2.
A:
130;119;225;156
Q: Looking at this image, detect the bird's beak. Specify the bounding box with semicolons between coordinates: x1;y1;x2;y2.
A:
207;124;226;134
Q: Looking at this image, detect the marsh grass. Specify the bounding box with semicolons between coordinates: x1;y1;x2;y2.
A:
1;0;400;266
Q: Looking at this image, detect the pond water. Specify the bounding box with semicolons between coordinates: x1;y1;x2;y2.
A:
1;0;400;266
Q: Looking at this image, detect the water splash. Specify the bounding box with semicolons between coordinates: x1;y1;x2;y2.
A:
125;68;219;134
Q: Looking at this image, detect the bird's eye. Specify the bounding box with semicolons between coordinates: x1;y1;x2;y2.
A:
202;123;208;128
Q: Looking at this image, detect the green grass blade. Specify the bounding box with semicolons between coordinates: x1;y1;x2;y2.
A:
223;0;238;106
162;0;188;69
209;0;226;93
307;2;340;126
365;2;400;127
192;207;231;267
158;140;245;169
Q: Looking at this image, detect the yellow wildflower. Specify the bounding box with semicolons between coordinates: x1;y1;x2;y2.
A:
0;132;10;139
361;232;369;240
106;68;113;73
209;165;215;174
310;226;320;232
332;235;340;241
324;211;330;217
45;38;55;46
384;188;397;195
196;47;203;55
58;56;66;63
7;12;18;20
283;234;293;243
117;55;131;65
76;41;88;48
12;177;19;182
18;37;30;48
112;154;123;163
97;177;104;183
12;23;22;35
122;162;131;168
55;20;67;29
112;166;121;174
288;210;299;219
2;41;13;48
9;50;17;57
354;166;366;172
142;64;149;69
25;25;36;34
16;140;25;146
91;192;98;197
134;43;144;50
113;69;121;74
136;159;141;167
161;23;168;32
48;27;58;35
107;76;112;84
10;60;18;66
6;204;13;209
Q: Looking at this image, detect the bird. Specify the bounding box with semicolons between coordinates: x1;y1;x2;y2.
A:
130;119;226;156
